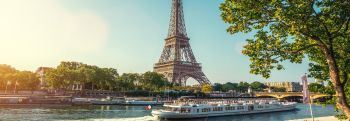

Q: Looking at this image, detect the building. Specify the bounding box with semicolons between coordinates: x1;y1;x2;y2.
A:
35;67;52;89
265;82;302;92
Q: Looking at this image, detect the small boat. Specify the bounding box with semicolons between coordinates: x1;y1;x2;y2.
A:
90;97;126;105
125;100;163;106
152;99;297;119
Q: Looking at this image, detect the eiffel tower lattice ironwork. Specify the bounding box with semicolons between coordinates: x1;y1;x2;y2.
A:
154;0;211;86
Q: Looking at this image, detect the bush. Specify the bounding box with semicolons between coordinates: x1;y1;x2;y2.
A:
335;114;348;120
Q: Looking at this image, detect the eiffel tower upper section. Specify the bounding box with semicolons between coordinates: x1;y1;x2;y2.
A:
154;0;210;85
167;0;188;39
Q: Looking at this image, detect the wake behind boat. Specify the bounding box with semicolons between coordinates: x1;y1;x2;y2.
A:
152;99;297;119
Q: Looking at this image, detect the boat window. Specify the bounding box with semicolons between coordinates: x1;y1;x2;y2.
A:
201;108;210;112
180;108;191;113
225;106;235;110
164;107;173;111
258;105;264;108
237;106;244;110
197;109;199;113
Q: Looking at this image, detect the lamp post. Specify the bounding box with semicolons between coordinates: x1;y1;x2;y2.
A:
14;81;18;94
5;81;10;94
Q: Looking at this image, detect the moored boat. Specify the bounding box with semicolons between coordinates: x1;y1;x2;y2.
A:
90;97;126;105
152;99;297;119
125;100;163;106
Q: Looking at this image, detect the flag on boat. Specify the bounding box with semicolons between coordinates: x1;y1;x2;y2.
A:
145;105;152;110
301;74;310;104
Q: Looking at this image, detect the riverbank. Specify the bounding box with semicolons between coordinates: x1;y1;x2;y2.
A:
288;116;342;121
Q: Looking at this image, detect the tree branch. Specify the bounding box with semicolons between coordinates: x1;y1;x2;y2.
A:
287;44;319;54
311;4;332;40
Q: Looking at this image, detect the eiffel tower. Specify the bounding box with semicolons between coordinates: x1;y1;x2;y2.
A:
154;0;211;86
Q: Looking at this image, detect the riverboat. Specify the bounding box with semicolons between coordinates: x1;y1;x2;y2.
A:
152;99;297;119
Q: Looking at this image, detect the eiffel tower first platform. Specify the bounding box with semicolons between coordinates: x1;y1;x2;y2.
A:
154;0;211;86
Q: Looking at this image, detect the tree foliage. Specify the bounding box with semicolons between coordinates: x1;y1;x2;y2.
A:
45;62;170;92
222;82;238;92
201;84;213;93
0;64;40;91
250;81;267;92
220;0;350;117
45;61;119;91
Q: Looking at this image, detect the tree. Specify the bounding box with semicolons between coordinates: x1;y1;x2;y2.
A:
118;73;140;91
238;82;250;93
220;0;350;117
213;83;223;92
45;61;119;91
0;64;17;90
15;71;40;92
222;82;238;92
250;81;266;92
308;83;325;93
140;72;169;91
201;84;213;93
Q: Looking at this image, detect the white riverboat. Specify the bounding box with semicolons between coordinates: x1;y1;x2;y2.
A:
152;99;297;119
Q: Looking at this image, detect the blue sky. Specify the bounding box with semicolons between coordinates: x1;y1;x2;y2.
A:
0;0;311;84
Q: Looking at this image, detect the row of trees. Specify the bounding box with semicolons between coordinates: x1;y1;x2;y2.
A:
212;81;268;92
45;61;171;92
0;63;288;93
0;64;40;91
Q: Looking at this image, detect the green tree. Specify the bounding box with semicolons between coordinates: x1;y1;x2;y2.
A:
15;71;40;92
222;82;238;92
45;61;119;91
220;0;350;116
140;72;169;91
308;83;325;93
250;81;266;92
238;82;249;93
118;73;140;91
0;64;17;90
213;83;223;92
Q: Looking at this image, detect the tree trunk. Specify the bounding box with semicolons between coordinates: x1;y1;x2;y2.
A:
324;49;350;118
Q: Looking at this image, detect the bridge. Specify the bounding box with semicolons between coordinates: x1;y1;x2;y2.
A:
255;92;332;100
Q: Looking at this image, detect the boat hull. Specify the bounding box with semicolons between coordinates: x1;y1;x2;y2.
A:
152;105;296;119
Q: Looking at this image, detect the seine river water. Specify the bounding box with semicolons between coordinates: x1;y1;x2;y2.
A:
0;104;339;121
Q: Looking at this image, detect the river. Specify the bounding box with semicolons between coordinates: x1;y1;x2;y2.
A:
0;104;339;121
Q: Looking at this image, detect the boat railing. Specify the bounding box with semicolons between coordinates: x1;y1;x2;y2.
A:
165;98;280;106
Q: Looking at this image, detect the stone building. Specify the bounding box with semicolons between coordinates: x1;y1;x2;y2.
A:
265;82;302;92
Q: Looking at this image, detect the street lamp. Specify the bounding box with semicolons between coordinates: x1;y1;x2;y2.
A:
14;81;19;94
5;80;11;94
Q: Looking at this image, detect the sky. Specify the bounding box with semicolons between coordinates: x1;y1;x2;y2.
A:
0;0;312;85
